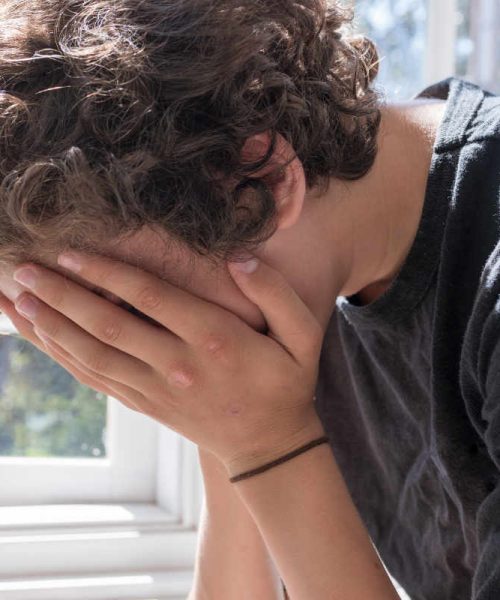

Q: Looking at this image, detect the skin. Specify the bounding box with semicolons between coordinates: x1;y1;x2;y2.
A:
0;99;446;334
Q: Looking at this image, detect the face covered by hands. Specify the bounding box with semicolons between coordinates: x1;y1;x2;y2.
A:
0;251;326;478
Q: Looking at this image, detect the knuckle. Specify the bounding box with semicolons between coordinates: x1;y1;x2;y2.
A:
84;350;110;373
200;330;231;360
135;284;162;312
167;360;196;388
94;317;123;343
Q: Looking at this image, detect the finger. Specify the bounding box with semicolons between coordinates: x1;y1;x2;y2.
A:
227;257;323;362
11;262;187;367
36;332;146;412
42;337;137;410
14;291;157;394
0;292;48;353
50;251;223;344
0;293;143;412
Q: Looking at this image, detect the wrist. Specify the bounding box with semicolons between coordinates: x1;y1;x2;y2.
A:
222;407;326;480
198;446;251;511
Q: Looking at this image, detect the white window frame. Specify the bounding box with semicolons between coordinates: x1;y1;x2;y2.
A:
0;317;204;599
0;399;159;505
424;0;458;84
467;0;498;91
0;316;163;506
0;423;204;599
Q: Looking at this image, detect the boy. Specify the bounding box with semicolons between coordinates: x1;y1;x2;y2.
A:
0;1;498;598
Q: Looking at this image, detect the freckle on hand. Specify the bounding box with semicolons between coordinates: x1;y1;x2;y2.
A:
226;403;243;416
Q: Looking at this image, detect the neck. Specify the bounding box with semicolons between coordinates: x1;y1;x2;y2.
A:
258;98;446;333
334;101;444;290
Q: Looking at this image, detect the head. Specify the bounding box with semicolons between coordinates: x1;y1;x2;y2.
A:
0;0;380;330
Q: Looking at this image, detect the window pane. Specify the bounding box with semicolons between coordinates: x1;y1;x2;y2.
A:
455;0;500;94
0;332;107;458
353;0;428;100
455;0;474;79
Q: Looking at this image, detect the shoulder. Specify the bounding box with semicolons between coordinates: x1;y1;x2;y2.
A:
417;77;500;153
467;88;500;143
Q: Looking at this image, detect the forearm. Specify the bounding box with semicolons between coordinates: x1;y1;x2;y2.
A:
231;414;400;600
189;447;285;600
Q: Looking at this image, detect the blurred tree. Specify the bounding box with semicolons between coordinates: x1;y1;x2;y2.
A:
353;0;428;99
0;336;107;458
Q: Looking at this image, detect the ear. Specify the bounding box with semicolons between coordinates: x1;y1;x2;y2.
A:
240;132;306;230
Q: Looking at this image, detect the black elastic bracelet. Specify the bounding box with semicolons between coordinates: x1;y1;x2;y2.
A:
229;435;330;483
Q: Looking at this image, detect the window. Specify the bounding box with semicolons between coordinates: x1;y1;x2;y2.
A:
0;327;107;460
455;0;500;93
0;317;203;599
354;0;429;99
353;0;500;98
0;316;160;505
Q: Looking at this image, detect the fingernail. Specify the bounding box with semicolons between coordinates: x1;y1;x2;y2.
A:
15;295;39;319
58;252;82;272
230;258;259;273
14;267;38;290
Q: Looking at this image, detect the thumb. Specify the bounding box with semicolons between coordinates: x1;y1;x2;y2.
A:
227;256;322;361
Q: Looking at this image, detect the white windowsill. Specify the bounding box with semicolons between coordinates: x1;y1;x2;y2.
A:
0;571;192;600
0;503;180;530
0;503;198;599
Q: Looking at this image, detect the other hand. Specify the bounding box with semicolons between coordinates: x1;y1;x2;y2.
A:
1;253;325;477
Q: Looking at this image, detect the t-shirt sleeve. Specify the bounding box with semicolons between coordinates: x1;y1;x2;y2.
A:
468;289;500;599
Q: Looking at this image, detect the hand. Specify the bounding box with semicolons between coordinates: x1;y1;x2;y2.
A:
2;253;325;477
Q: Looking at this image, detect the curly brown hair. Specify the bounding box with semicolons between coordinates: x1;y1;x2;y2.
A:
0;0;380;268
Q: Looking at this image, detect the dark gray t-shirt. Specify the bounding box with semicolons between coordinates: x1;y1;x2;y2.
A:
314;77;500;600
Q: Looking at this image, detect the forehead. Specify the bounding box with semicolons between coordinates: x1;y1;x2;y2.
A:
0;227;166;297
0;229;267;332
0;226;227;326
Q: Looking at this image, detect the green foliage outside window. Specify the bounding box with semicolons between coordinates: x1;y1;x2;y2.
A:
0;335;107;458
